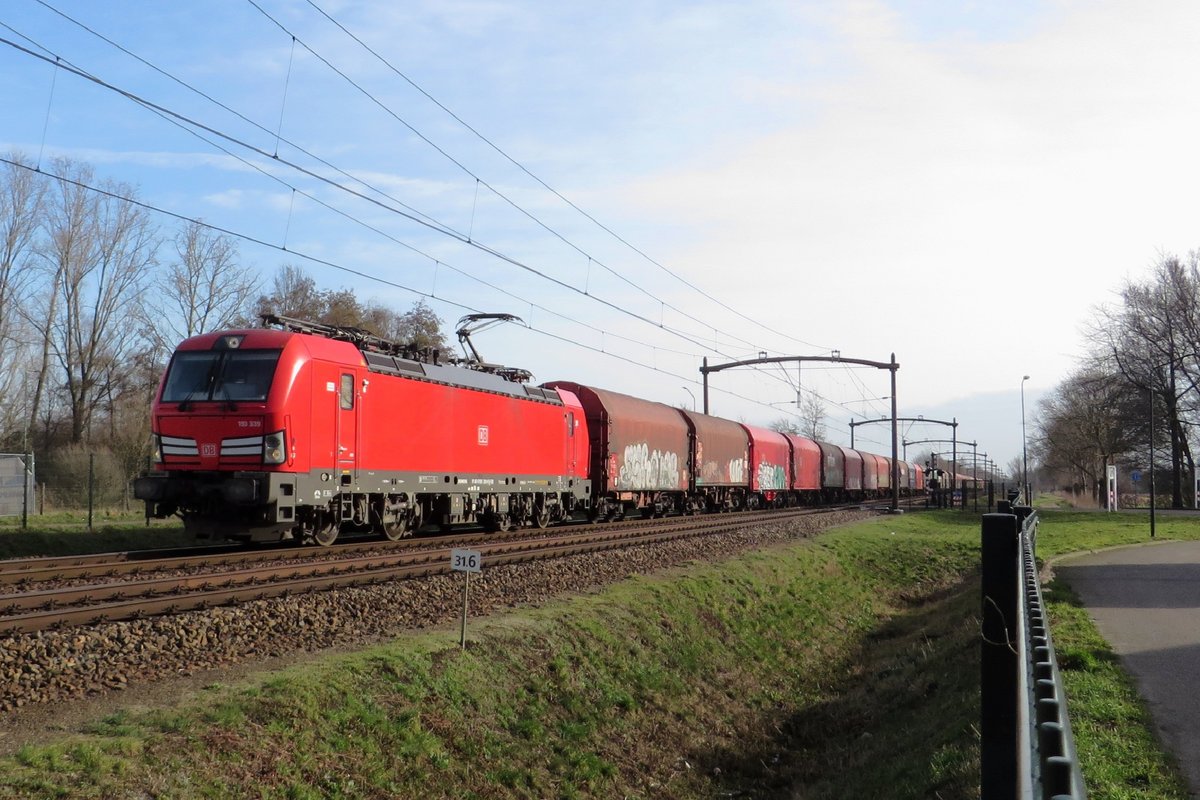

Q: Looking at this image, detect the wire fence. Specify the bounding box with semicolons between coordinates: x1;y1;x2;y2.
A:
0;454;35;519
0;452;144;524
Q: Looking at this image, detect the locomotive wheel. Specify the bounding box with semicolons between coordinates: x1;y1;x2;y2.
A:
312;521;339;547
531;504;551;529
481;510;502;533
382;507;422;541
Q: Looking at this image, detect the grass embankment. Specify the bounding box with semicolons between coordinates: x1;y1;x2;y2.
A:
0;513;984;799
0;509;1194;798
0;513;189;559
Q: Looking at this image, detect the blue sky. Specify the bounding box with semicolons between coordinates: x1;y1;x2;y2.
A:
3;0;1200;469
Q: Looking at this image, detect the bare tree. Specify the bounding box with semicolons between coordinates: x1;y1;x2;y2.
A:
41;159;156;443
0;154;45;445
256;265;450;350
768;416;802;436
145;221;259;354
1091;254;1200;507
381;300;450;351
25;159;86;449
255;264;326;321
1034;367;1137;505
799;394;826;441
1005;456;1024;487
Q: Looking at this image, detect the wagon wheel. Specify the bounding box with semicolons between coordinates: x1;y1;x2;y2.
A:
588;500;608;524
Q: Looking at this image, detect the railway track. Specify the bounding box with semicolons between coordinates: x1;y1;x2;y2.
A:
0;506;885;636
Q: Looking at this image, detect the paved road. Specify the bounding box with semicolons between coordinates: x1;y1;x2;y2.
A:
1057;541;1200;795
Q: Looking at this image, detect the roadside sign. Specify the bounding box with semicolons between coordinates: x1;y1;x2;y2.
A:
451;548;482;573
1107;465;1118;512
451;549;482;649
1131;470;1142;483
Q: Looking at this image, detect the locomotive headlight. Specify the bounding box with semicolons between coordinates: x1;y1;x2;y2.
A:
151;434;163;465
263;430;287;465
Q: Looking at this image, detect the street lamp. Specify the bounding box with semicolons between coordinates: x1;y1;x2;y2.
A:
1149;387;1156;538
681;386;696;411
1021;375;1030;504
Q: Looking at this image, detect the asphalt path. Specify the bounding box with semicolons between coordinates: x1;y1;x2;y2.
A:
1056;541;1200;795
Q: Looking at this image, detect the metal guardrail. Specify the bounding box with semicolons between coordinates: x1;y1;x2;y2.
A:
981;503;1086;799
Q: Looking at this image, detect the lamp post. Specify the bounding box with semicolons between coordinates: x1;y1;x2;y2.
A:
1149;387;1156;538
1021;375;1030;504
681;386;696;411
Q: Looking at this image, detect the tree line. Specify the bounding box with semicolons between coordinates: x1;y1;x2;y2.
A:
1035;253;1200;507
0;154;448;503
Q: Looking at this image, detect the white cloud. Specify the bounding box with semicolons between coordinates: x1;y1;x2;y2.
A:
593;0;1200;418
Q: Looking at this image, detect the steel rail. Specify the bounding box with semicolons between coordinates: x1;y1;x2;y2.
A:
0;507;857;635
0;502;886;586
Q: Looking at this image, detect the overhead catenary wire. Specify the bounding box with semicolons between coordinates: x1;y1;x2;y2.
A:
241;0;800;359
2;10;897;421
0;153;836;426
0;20;840;405
298;0;834;355
0;18;815;394
0;30;765;369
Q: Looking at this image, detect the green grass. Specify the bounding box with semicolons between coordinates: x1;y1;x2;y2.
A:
1033;508;1200;559
0;509;1192;798
0;512;190;559
0;513;984;799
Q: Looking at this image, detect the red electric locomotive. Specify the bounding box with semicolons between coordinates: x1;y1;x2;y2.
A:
134;316;592;544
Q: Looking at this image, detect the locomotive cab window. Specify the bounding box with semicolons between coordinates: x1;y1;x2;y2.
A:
162;349;282;404
339;374;354;410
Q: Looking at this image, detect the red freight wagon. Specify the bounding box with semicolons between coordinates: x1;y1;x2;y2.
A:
544;381;690;519
681;410;749;489
861;451;880;492
841;447;865;493
896;460;909;493
741;424;790;504
817;441;845;495
137;319;591;543
872;454;891;492
785;434;822;496
912;463;926;492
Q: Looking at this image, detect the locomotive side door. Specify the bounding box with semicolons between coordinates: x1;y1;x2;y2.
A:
336;372;357;478
565;410;577;477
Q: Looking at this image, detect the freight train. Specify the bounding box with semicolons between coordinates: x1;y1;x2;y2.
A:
134;315;928;545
